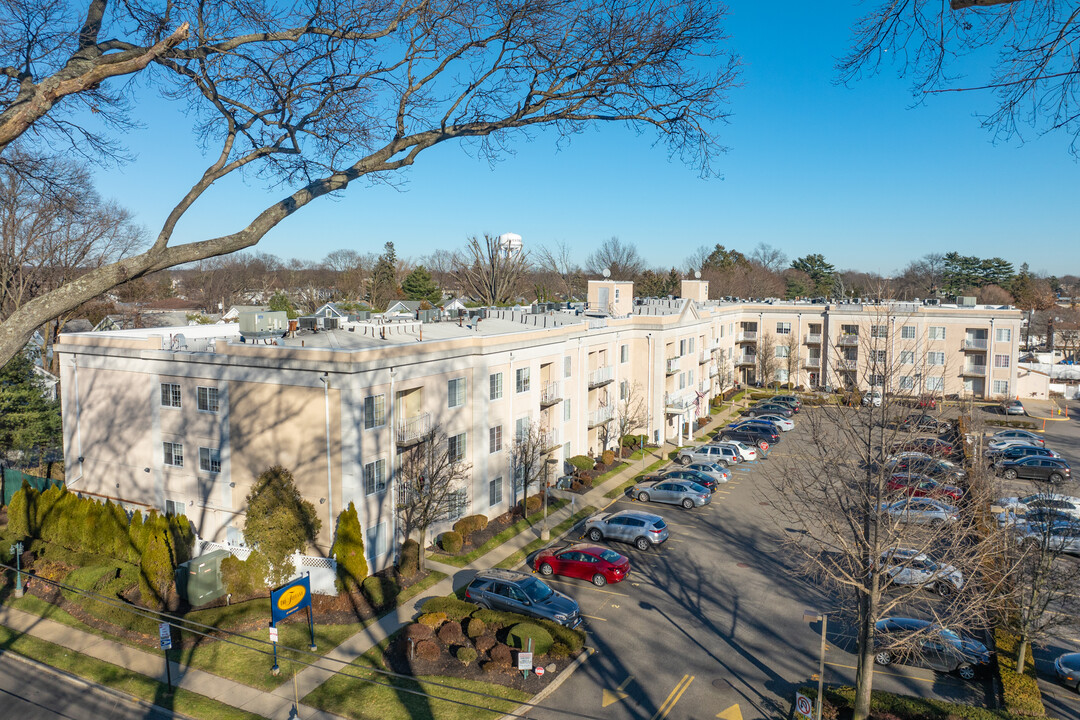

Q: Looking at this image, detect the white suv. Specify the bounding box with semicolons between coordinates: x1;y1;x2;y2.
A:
677;445;737;466
708;440;758;462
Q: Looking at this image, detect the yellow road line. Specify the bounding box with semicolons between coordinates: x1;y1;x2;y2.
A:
650;674;695;720
581;614;608;621
823;661;938;684
542;577;629;596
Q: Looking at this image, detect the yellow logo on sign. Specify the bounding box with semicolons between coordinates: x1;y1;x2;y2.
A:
277;585;307;612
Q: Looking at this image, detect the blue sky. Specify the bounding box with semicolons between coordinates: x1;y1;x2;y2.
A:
92;2;1079;277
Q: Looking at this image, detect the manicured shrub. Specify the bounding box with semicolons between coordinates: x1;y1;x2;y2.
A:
6;485;32;538
398;539;420;579
548;642;572;659
995;628;1046;717
466;617;487;638
576;476;594;489
481;660;504;674
415;640;440;661
621;434;647;448
332;502;368;592
437;621;465;646
457;647;478;666
138;529;175;609
362;574;398;608
601;450;615;466
507;622;553;655
475;634;496;654
525;495;542;515
471;608;525;631
421;596;477;621
545;622;586;653
453;515;489;543
403;622;433;641
568;455;594;473
439;531;463;554
489;643;512;667
418;612;447;629
243;465;322;585
221;551;267;598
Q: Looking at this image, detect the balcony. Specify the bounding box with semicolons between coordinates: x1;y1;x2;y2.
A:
710;338;722;351
396;413;433;447
837;358;858;370
699;350;709;364
664;392;696;413
540;427;560;453
587;405;614;428
540;381;562;408
837;334;859;347
699;379;710;393
805;333;823;344
710;365;720;377
665;357;680;375
737;331;758;343
962;364;987;377
804;356;822;369
735;354;757;367
588;366;614;389
963;338;988;351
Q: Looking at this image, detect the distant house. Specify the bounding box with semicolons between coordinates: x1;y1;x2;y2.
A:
385;300;422;315
443;298;468;315
33;366;59;401
222;305;269;322
313;301;371;319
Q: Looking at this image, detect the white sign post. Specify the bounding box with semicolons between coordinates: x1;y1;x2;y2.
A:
794;692;813;720
269;626;279;642
518;651;534;676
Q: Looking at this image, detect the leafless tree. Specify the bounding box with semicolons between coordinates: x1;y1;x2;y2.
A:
0;0;740;367
784;331;800;388
839;3;1080;154
603;380;648;452
756;331;777;387
585;237;644;280
511;419;556;512
750;242;788;274
324;249;375;301
683;245;711;275
715;348;734;392
536;241;584;302
396;428;473;571
455;234;531;306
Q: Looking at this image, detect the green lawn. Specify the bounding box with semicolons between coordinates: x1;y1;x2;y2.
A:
495;506;598;570
604;457;667;499
0;624;263;720
303;635;528;720
430;499;569;567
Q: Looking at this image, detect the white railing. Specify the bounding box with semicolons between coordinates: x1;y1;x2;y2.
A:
195;538;252;561
737;331;758;342
838;358;857;370
804;356;821;368
588;365;614;387
397;412;432;445
963;364;987;376
540;427;559;450
195;538;339;595
805;333;822;344
963;338;988;350
541;381;561;405
699;379;710;393
838;334;859;346
698;350;709;364
588;405;614;427
666;357;680;374
664;392;696;411
736;354;757;366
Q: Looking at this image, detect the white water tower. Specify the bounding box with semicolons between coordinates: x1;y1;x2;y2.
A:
498;232;523;257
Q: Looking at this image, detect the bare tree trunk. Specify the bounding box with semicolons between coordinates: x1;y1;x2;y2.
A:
1016;637;1029;672
853;590;875;720
418;528;426;573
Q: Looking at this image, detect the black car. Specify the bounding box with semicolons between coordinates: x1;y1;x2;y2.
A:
874;617;992;680
644;469;721;493
717;427;776;451
745;403;794;419
887;455;966;482
986;445;1061;464
898;414;950;433
729;419;783;436
997;457;1072;484
1054;652;1080;691
464;569;583;627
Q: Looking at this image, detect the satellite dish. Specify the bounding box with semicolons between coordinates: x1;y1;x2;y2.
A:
173;333;187;350
602;268;611;278
694;270;702;279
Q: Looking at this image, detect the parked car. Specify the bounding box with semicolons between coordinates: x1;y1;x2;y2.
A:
772;395;802;410
678;444;739;466
996;493;1080;518
992;429;1045;447
1015;521;1080;555
583;510;670;550
680;463;731;486
879;497;959;525
744;403;793;419
631;479;711;508
988;438;1043;453
708;440;758;462
533;544;629;586
885;453;966;482
898;414;951;433
997;457;1072;484
986;445;1061;464
862;389;883;407
1002;399;1027;416
886;473;964;502
755;414;794;431
729;419;783;436
644;468;724;493
1053;652;1080;691
997;508;1078;528
717;427;776;452
873;617;992;680
878;548;964;596
464;569;582;627
914;394;937;409
890;437;955;457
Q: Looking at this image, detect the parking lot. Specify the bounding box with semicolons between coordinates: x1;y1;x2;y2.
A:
529;405;1025;720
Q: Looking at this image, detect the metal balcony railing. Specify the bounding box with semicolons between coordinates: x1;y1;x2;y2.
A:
804;333;823;344
396;413;433;447
540;427;559;452
962;364;987;376
540;381;561;407
963;339;988;351
664;392;696;412
666;357;680;375
837;334;859;346
737;331;758;342
804;357;821;369
698;350;709;364
587;405;614;428
735;354;757;366
837;359;858;370
588;366;614;388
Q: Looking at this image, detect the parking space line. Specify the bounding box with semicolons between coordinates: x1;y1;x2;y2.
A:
542;577;629;596
650;674;694;720
823;661;939;684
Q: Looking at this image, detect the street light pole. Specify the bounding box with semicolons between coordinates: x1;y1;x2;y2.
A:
804;609;828;720
542;458;556;541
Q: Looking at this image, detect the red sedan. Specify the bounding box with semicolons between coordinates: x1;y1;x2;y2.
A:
534;544;630;586
886;473;964;502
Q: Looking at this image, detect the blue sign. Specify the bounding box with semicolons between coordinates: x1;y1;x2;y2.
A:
271;575;312;624
159;622;172;650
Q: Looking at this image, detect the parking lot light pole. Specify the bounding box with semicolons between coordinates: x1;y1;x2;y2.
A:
803;609;828;720
542;458;557;541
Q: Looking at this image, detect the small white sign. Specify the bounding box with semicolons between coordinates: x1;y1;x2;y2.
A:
517;652;534;671
794;692;813;720
158;622;172;650
269;626;279;643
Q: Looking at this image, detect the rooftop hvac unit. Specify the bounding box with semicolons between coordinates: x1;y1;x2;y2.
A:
239;311;288;338
348;311;370;321
418;308;439;323
959;296;977;307
298;316;318;330
321;316;340;330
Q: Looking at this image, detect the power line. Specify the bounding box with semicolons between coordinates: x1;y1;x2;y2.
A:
0;563;607;720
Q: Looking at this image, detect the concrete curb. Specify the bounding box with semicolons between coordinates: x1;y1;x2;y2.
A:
496;646;595;720
0;648;195;720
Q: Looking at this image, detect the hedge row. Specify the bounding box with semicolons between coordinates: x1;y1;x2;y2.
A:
993;629;1046;717
810;685;1041;720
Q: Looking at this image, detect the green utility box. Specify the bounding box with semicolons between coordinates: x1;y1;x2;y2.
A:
175;549;230;606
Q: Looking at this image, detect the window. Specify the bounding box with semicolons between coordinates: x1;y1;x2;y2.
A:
899;376;914;390
900;350;914;365
516;367;530;393
564;397;571;422
776;322;791;335
160;383;181;408
449;433;467;463
489;372;503;400
869;374;884;386
197;387;219;412
363;394;385;429
996;328;1012;342
679;372;686;390
165;499;185;517
163;442;184;467
926;377;944;391
363;459;387;495
875;350;886;362
516;417;530;442
489;477;504;507
929;326;946;340
993;379;1010;395
688;337;695;353
775;346;789;359
199;447;221;473
447;488;468;521
448;377;466;408
226;526;244;546
901;325;916;340
365;522;387;561
927;351;945;366
680;339;687;356
871;325;888;338
776;368;789;383
489;426;503;453
688;369;694;385
620;380;629;401
995;354;1011;368
564;357;571;378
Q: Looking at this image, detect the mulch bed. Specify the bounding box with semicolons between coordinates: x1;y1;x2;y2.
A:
429;498;555;557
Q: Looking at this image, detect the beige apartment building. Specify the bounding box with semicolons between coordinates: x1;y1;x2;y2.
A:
55;281;1021;569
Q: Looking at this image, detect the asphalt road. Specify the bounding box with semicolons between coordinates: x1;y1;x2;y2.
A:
0;651;174;720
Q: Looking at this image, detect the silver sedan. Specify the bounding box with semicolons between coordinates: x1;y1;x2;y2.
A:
632;480;712;509
684;462;731;484
879;498;958;525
